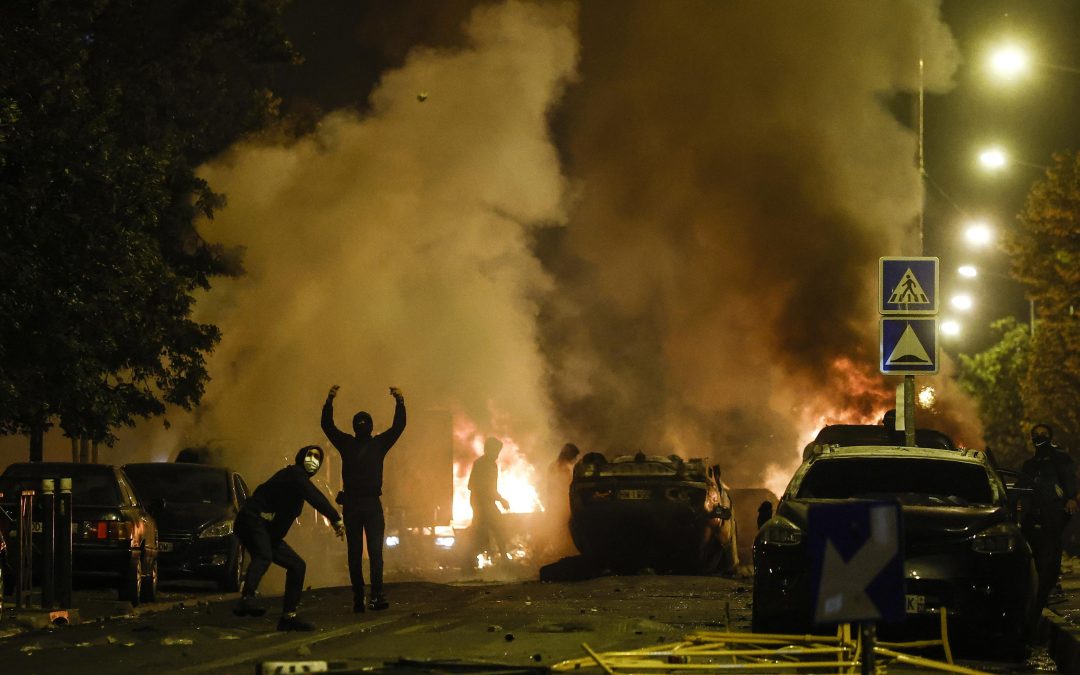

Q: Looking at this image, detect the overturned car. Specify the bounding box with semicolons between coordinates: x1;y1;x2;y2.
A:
569;452;738;574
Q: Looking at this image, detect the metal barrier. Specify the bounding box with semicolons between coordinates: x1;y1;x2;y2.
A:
41;478;55;608
15;489;33;608
10;478;74;610
58;477;73;609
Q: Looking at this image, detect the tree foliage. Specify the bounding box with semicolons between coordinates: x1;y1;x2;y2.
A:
1007;150;1080;452
0;1;292;456
956;317;1030;469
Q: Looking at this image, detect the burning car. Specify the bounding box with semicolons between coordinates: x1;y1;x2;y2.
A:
752;444;1037;661
569;452;738;574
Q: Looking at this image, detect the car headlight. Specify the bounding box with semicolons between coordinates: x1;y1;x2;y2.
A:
972;523;1017;553
198;519;235;539
385;535;400;547
758;517;803;546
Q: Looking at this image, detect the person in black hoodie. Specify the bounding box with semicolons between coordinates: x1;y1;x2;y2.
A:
1021;423;1078;608
233;444;345;631
321;384;406;612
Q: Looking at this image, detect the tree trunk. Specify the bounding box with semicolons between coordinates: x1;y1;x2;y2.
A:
91;440;99;464
29;422;44;462
71;437;79;462
79;437;90;464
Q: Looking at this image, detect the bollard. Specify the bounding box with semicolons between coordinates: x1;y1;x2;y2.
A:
16;489;34;609
41;478;56;609
58;477;73;609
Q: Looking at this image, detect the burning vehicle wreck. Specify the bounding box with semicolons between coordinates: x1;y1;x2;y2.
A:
568;452;738;574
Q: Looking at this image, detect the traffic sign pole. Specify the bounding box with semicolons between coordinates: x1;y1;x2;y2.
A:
904;375;915;447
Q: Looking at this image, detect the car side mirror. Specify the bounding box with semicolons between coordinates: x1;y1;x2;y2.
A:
712;505;732;520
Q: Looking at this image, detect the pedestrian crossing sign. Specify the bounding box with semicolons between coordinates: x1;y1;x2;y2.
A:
879;257;938;315
880;318;939;374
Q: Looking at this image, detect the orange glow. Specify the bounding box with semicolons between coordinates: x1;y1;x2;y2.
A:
451;414;542;528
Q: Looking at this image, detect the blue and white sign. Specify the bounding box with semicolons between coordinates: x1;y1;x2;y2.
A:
808;501;904;625
879;257;938;315
880;317;938;374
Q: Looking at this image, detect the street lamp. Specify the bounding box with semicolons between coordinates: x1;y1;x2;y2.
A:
964;220;993;247
988;44;1030;81
958;265;977;278
950;293;973;311
941;320;961;337
978;147;1007;171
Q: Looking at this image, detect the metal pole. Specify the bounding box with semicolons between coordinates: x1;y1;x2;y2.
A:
16;489;34;608
58;477;73;609
41;478;56;609
861;622;877;675
904;375;916;447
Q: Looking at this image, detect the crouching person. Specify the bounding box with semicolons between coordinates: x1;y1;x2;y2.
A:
233;445;345;631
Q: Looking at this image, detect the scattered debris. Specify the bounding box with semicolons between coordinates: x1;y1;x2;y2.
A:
504;633;514;642
162;637;194;646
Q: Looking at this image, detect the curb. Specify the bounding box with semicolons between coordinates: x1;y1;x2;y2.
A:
1040;608;1080;675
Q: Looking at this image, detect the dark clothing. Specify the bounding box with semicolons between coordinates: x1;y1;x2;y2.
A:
236;463;340;611
321;395;405;599
235;510;306;613
242;464;341;541
1021;443;1077;607
343;496;386;601
468;454;505;559
321;397;406;497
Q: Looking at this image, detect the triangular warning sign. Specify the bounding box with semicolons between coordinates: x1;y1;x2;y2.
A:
888;269;929;305
887;324;931;364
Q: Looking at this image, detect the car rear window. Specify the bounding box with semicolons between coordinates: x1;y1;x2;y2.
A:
124;464;229;505
0;466;121;506
796;457;995;506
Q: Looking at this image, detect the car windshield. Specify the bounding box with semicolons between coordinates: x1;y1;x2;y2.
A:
124;465;229;505
0;466;121;506
796;457;995;506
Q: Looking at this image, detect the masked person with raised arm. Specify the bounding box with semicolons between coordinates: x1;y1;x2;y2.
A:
321;384;406;612
232;445;345;631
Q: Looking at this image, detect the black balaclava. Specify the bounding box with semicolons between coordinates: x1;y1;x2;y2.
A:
352;411;373;438
295;445;323;476
1032;424;1053;451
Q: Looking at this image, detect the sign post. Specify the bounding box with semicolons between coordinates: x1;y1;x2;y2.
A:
879;257;939;445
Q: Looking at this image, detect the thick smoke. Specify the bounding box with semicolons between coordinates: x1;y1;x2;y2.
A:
540;0;974;489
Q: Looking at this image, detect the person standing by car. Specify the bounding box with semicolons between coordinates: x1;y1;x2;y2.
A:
321;384;406;613
469;437;511;565
233;445;345;631
1020;423;1078;608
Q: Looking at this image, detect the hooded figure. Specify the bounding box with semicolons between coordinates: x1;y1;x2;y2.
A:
233;445;345;631
321;384;406;612
468;437;510;565
1021;423;1078;608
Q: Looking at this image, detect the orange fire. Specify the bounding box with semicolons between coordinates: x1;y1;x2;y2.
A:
450;415;543;528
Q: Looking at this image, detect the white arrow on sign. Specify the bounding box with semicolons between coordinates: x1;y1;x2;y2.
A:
814;504;899;621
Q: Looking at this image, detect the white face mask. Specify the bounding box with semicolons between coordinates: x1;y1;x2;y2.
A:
303;453;321;475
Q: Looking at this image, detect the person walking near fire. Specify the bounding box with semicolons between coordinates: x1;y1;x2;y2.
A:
321;384;406;612
232;445;345;631
1021;423;1078;608
469;436;511;566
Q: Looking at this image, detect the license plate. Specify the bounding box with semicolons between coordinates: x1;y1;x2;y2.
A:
618;489;651;500
905;594;926;614
159;541;174;552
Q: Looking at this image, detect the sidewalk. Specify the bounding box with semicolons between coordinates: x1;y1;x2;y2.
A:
1041;555;1080;674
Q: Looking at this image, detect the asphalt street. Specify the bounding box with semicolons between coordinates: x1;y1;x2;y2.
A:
0;563;1068;675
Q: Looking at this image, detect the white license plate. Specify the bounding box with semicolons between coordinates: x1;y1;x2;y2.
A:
618;489;651;500
159;542;174;552
905;594;926;614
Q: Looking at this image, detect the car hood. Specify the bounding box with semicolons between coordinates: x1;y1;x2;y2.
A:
776;499;1008;545
154;503;235;534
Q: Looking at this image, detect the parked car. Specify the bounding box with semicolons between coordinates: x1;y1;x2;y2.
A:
752;444;1037;661
123;462;249;591
0;462;158;604
569;452;738;574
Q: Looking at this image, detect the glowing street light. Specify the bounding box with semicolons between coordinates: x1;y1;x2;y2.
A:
979;147;1007;170
941;320;961;337
958;265;978;278
964;221;993;247
950;293;973;311
988;44;1030;81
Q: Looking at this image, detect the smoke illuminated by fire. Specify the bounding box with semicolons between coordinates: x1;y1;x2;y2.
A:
451;414;543;528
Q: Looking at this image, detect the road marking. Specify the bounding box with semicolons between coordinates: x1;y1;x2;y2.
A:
167;617;399;675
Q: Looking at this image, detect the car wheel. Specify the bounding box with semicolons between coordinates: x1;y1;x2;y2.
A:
219;545;244;592
139;555;158;604
120;556;143;605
